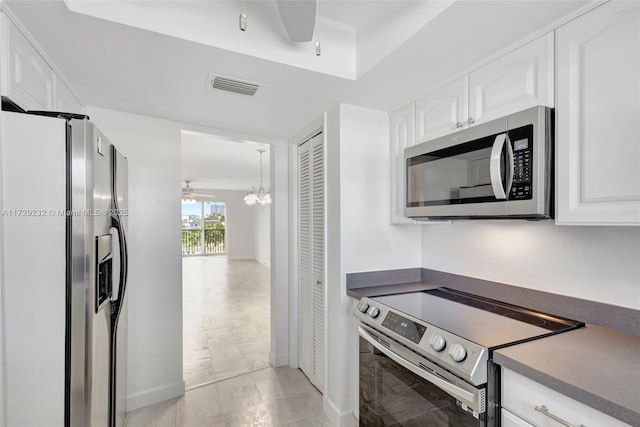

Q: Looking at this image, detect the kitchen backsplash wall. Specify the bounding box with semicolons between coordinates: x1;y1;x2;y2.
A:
421;222;640;309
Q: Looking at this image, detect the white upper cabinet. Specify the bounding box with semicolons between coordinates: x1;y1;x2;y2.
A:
390;102;417;224
0;13;54;111
415;33;554;145
555;0;640;225
469;32;554;126
54;77;82;114
415;77;467;143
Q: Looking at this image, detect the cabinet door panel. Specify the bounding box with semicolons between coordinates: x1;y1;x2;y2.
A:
469;33;553;125
54;77;82;114
556;0;640;225
390;103;417;224
2;15;54;110
415;77;467;143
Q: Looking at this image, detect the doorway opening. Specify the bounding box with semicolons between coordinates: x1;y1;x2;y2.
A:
180;129;274;391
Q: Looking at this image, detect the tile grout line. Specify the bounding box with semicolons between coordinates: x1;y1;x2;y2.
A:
184;365;272;392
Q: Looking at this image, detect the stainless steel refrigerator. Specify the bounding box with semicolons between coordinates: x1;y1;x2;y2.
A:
1;109;129;426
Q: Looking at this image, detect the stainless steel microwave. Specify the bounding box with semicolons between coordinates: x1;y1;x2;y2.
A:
404;106;553;220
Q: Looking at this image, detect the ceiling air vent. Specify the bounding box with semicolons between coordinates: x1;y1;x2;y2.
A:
206;73;260;96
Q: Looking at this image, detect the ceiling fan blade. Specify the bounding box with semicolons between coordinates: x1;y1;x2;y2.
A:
276;0;317;42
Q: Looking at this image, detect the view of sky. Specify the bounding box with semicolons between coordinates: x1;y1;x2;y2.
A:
181;201;225;217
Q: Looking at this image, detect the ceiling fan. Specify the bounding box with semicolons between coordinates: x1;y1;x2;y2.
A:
276;0;318;42
182;180;215;201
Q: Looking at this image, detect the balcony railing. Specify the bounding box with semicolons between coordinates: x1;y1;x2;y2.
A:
182;228;226;255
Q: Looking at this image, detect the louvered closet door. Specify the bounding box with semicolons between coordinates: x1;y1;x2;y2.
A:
297;133;325;392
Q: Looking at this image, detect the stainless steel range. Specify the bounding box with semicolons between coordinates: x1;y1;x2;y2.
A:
354;288;583;426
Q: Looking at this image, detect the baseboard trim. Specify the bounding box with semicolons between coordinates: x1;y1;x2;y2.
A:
126;380;185;411
269;351;288;367
325;397;357;427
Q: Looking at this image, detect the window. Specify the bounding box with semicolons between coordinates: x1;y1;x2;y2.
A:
181;201;226;255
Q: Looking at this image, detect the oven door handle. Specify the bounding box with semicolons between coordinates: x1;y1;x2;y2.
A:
358;326;478;408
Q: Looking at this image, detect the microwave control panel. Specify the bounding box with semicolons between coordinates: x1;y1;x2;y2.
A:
510;137;532;200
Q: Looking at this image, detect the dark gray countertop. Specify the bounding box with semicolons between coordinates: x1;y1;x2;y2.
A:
494;326;640;426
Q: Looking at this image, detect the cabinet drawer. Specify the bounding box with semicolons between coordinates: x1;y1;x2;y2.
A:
502;408;535;427
502;368;631;427
0;13;54;110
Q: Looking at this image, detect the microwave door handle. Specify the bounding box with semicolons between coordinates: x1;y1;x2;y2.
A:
505;135;514;196
490;133;507;200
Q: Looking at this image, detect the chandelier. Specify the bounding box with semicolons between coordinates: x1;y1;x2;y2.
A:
244;148;271;205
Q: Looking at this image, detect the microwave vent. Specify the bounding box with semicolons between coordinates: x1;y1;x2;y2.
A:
206;73;260;96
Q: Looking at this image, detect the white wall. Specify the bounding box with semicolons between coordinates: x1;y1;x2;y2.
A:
421;222;640;309
324;104;422;425
192;189;270;263
254;204;271;267
84;106;185;410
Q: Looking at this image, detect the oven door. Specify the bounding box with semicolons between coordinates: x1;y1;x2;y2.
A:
359;325;486;427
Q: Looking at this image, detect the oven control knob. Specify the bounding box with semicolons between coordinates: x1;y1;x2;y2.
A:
358;302;370;313
428;334;446;351
448;343;467;362
368;307;380;318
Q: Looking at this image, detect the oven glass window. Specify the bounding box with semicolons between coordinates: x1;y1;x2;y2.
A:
359;338;483;427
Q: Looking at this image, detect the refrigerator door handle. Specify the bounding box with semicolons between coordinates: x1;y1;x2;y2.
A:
109;214;128;316
110;145;128;319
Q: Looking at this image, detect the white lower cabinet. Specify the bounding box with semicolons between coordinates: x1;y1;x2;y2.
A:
502;368;632;427
501;408;535;427
555;0;640;225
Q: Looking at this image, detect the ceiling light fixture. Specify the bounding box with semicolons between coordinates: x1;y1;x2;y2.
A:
244;149;271;206
182;180;197;203
239;0;247;31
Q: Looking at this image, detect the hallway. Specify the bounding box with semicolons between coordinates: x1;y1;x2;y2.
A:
125;256;330;426
183;256;271;388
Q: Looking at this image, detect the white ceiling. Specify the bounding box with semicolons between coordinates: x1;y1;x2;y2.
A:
181;132;270;192
6;0;587;140
5;0;587;190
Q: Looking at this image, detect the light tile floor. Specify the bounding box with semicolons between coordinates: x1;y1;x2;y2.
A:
125;256;331;426
182;257;271;387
